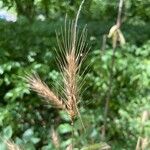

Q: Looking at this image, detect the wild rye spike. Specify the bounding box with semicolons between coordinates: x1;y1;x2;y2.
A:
61;0;86;122
26;0;87;125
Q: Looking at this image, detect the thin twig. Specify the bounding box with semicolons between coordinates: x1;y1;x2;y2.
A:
101;34;107;51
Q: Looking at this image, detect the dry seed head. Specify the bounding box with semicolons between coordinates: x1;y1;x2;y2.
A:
25;0;87;126
26;74;66;109
61;0;86;122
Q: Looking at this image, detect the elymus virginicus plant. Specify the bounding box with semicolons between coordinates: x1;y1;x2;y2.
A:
26;0;87;126
26;0;88;149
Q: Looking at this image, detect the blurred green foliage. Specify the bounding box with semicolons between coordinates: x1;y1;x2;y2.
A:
0;0;150;149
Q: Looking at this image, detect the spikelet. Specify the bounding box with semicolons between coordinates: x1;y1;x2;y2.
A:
63;50;78;121
26;74;66;109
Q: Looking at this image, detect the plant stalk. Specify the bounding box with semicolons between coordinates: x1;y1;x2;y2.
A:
102;0;124;140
